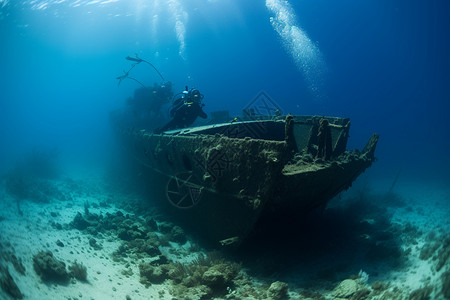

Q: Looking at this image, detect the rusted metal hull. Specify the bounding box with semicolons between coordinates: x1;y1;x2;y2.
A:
111;114;378;247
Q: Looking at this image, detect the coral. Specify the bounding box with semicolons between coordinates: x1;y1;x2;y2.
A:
267;281;289;300
145;217;158;231
111;244;129;263
351;288;371;300
171;253;240;296
442;271;450;299
158;221;174;234
0;264;23;299
332;279;360;299
436;236;450;272
378;289;404;300
137;251;242;298
71;212;91;230
51;221;63;230
165;262;189;283
2;253;26;276
170;284;213;300
146;232;161;247
169;225;187;244
357;270;369;284
152;255;169;265
117;219;146;241
419;242;440;260
68;261;87;282
202;262;240;291
89;238;102;250
32;251;69;283
201;264;233;290
121;268;133;277
117;228;144;241
371;281;388;296
139;263;167;285
298;290;326;300
409;286;433;300
128;239;161;257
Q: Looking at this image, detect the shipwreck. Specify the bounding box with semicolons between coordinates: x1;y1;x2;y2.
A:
111;105;378;247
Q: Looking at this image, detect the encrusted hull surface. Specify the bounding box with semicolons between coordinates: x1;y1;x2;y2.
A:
112;114;378;247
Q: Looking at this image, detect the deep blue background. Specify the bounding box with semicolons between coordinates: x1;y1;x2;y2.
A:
1;0;449;185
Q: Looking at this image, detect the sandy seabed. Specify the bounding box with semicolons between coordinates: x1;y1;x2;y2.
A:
0;174;449;300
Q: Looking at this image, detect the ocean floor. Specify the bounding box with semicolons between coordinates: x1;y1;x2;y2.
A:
0;172;449;300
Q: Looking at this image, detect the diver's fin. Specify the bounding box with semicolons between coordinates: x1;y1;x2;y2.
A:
121;54;166;84
116;69;130;86
126;55;143;63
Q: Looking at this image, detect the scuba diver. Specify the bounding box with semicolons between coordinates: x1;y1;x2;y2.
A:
116;55;206;132
147;81;173;117
117;54;175;129
155;87;207;133
127;82;173;119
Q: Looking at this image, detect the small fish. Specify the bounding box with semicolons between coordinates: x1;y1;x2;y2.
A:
219;236;239;246
360;234;371;240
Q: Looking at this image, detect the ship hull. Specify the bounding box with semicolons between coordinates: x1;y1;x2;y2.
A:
111;114;378;247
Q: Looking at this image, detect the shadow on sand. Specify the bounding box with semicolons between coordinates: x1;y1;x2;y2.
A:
237;191;415;289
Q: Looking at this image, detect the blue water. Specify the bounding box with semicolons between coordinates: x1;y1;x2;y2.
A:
1;0;449;183
1;2;450;299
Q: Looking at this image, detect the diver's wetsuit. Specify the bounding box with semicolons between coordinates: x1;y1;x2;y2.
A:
156;100;207;133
